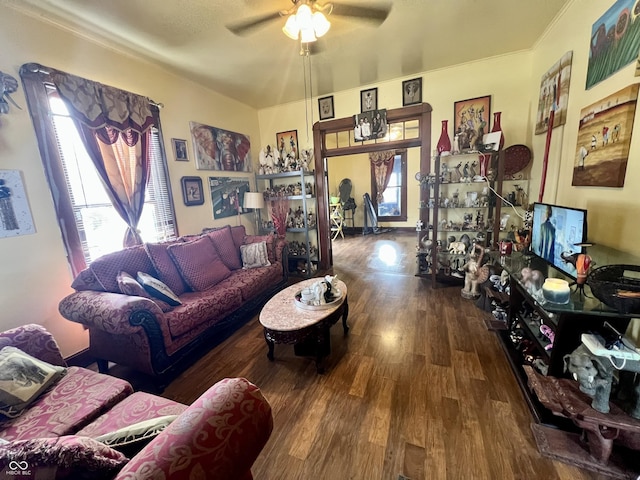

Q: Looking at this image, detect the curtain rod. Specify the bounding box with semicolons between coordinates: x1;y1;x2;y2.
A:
21;62;164;108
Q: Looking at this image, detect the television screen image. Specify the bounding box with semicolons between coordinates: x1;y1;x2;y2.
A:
530;202;587;279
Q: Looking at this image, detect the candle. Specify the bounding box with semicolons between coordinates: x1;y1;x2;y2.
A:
542;278;571;304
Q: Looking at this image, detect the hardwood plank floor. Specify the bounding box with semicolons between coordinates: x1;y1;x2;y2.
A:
161;231;603;480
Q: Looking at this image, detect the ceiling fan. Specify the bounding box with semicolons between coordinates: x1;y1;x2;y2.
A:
226;0;392;37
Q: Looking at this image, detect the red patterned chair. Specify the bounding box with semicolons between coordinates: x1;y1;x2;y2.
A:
0;325;273;479
58;225;288;379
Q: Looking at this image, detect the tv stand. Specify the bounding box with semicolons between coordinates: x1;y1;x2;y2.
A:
489;250;637;427
488;246;640;474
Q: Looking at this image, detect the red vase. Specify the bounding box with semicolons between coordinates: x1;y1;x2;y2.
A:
437;120;451;155
491;112;504;150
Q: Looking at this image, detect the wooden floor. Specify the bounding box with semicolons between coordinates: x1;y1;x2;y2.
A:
162;231;605;480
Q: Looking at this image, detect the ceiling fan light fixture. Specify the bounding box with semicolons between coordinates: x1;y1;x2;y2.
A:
283;15;300;39
312;11;330;37
300;27;317;43
295;4;313;28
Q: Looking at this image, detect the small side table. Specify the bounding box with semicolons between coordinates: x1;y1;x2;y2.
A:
330;202;344;240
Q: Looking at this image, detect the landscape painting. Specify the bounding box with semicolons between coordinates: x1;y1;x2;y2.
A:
572;84;638;187
208;176;251;219
535;51;573;135
586;0;640;89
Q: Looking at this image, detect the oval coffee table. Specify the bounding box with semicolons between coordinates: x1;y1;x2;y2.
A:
259;278;349;373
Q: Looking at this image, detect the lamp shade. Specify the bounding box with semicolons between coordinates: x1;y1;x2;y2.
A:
312;11;331;37
244;192;265;209
282;15;300;39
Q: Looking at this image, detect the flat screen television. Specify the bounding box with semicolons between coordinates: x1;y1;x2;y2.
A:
530;202;588;279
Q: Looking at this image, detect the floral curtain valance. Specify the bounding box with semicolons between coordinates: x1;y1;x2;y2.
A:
50;71;154;134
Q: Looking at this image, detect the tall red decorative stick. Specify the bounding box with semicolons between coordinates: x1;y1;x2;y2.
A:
538;72;561;202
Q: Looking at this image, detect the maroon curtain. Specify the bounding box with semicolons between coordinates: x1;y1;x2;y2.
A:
369;150;396;203
51;72;154;247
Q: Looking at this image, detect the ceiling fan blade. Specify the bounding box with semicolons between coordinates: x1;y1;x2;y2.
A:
226;11;283;36
330;2;391;23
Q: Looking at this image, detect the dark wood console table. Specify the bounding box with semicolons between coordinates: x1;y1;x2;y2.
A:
525;366;640;478
489;249;637;426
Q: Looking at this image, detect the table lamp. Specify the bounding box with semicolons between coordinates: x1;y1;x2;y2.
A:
243;192;265;234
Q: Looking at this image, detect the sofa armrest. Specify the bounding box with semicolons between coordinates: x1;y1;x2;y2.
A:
59;291;167;337
115;378;273;480
0;324;67;367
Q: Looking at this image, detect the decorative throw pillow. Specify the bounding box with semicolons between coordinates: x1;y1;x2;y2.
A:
0;347;67;418
229;225;247;250
144;242;188;295
206;226;243;270
89;245;155;293
0;435;127;480
136;272;182;307
244;234;276;264
70;268;105;292
167;236;231;291
240;241;271;269
116;272;173;313
95;415;178;456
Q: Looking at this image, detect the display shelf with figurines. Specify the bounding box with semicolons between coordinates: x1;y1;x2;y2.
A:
416;150;505;287
256;169;318;278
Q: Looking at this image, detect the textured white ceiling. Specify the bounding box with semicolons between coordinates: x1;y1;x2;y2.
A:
8;0;570;108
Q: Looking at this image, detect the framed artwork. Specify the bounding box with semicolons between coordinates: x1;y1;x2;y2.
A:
208;176;251;219
318;95;335;120
353;109;387;141
0;170;35;238
453;95;491;152
360;87;378;112
276;130;299;160
587;0;639;89
572;84;638;188
181;176;204;206
402;78;422;106
172;138;189;161
190;121;252;172
535;51;573;135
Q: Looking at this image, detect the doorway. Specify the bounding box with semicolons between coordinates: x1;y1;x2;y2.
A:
313;104;432;270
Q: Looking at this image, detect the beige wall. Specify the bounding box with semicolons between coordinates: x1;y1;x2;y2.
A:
0;6;259;356
259;51;534;230
530;0;639;253
2;1;638;356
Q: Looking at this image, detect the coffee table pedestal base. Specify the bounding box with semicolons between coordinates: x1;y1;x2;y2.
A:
263;300;348;373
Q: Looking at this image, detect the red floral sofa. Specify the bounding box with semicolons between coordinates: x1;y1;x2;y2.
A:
59;225;287;378
0;324;273;479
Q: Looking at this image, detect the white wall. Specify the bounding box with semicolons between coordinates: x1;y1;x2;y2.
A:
0;6;260;356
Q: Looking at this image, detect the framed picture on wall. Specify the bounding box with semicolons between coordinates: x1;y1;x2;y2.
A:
276;130;298;160
453;95;491;152
360;87;378;112
318;95;335;120
208;176;251;219
190;121;252;171
402;78;422;106
181;176;204;206
172;138;189;161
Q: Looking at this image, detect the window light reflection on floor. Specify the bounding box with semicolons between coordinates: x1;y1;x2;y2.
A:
378;244;399;266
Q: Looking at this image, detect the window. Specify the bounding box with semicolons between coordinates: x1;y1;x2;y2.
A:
372;150;407;222
21;67;176;275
